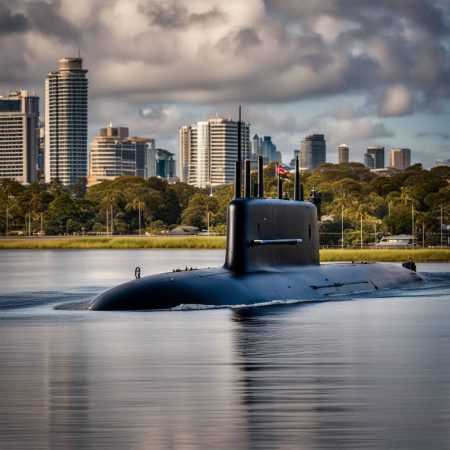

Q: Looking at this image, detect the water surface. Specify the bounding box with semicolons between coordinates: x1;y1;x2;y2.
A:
0;250;449;449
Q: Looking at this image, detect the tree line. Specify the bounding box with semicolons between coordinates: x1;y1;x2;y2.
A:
0;162;449;246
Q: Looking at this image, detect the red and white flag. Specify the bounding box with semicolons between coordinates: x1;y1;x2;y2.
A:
276;165;286;176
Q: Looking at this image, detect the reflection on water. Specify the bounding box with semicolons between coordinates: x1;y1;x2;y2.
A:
0;252;449;449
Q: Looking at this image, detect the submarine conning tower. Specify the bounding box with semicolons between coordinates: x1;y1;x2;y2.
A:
224;130;320;273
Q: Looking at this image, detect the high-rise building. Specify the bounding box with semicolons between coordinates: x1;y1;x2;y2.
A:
37;120;45;181
88;125;152;185
389;148;411;170
366;146;385;169
0;90;39;183
251;134;261;159
290;149;300;167
179;126;191;184
179;117;250;188
261;136;281;164
45;57;88;185
338;144;349;164
300;134;326;170
155;149;176;179
364;153;375;169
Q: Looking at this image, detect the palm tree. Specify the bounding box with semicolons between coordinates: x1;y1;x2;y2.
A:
102;190;122;235
125;197;147;235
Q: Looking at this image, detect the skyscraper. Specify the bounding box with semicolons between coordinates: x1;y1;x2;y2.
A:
0;90;39;183
261;136;281;164
155;149;176;179
179;117;250;188
338;144;349;164
179;126;191;184
366;146;385;169
45;57;88;185
300;134;326;170
364;153;375;169
251;134;261;159
389;148;411;170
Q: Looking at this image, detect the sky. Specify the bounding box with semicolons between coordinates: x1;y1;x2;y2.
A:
1;0;449;167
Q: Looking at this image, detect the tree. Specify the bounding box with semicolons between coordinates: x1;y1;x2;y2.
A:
182;193;219;229
125;197;147;234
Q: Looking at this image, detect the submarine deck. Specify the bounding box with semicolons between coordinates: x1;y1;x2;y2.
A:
89;262;422;311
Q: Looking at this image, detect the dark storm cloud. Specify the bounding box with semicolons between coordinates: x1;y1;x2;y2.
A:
216;28;262;55
0;3;29;35
263;0;450;104
235;28;261;48
140;1;226;29
26;1;79;40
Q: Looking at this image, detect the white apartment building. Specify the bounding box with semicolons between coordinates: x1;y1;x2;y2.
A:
179;118;250;188
45;57;88;185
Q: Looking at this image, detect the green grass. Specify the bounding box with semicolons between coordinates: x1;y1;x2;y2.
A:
0;236;227;250
0;237;448;262
320;248;450;262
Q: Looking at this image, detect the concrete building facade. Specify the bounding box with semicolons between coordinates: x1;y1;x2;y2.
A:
179;126;191;183
45;57;88;185
0;90;39;183
88;125;152;185
300;134;326;170
389;148;411;170
338;144;349;164
179;118;250;188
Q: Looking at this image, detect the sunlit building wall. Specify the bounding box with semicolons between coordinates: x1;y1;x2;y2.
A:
338;144;349;164
180;118;250;188
0;90;39;183
300;134;326;170
45;58;88;185
389;148;411;170
88;125;151;185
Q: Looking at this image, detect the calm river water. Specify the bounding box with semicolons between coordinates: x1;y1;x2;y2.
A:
0;250;450;449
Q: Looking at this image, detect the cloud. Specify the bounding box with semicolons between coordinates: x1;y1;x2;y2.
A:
0;2;29;35
378;84;413;117
1;0;449;106
415;131;450;139
26;1;79;41
1;0;449;168
140;1;226;29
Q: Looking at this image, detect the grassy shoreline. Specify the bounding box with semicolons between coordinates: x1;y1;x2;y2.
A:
0;236;449;262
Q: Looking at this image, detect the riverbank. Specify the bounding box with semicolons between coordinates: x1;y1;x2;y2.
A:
0;236;449;261
0;236;226;250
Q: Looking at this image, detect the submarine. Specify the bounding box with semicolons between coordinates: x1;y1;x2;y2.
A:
89;117;421;311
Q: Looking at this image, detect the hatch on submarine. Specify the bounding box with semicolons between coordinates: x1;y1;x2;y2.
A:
89;111;421;311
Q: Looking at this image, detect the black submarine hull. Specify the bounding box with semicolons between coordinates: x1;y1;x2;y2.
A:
89;263;422;311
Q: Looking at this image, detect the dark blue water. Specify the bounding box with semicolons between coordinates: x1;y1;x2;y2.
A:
0;250;449;449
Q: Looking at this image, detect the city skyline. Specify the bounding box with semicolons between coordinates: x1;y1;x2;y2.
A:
0;1;449;168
